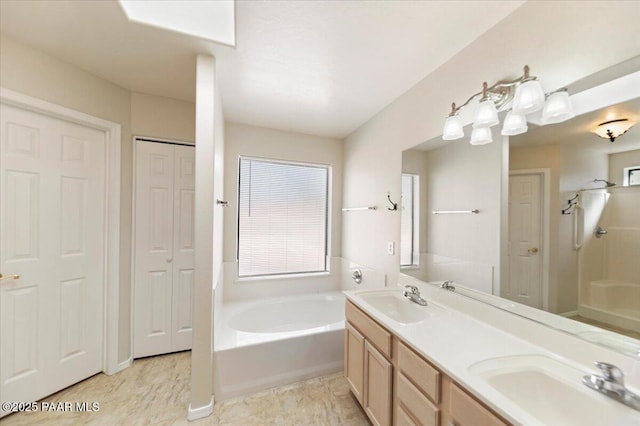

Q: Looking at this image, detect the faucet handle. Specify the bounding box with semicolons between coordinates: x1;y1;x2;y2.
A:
594;361;624;385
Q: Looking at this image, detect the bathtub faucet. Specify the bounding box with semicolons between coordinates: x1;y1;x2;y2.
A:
583;361;640;411
403;285;428;306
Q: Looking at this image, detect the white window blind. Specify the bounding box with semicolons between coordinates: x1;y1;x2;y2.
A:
238;157;329;277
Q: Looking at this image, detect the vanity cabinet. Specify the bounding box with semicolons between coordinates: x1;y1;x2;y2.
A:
345;301;393;426
345;300;510;426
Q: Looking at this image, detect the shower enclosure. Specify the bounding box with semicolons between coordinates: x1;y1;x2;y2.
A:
578;187;640;334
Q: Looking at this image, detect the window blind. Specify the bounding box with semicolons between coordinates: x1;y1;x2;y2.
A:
238;158;328;277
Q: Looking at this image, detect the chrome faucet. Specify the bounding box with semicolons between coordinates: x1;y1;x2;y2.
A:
440;280;455;291
583;361;640;411
403;285;428;306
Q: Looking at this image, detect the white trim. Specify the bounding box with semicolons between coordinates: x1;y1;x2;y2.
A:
509;168;551;311
0;87;122;375
116;356;133;373
187;396;214;421
559;310;579;318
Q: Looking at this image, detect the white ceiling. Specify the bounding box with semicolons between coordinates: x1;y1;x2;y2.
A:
0;0;525;138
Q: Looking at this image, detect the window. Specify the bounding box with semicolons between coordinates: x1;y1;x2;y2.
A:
237;157;329;277
626;167;640;186
400;174;419;267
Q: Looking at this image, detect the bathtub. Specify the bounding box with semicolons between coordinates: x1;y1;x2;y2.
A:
580;280;640;332
213;291;345;400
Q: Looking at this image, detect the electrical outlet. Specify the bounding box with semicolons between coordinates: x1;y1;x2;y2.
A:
387;241;395;255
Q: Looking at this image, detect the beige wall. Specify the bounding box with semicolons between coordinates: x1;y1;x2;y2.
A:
342;1;640;287
131;92;195;142
609;149;640;184
222;122;343;263
1;34;198;364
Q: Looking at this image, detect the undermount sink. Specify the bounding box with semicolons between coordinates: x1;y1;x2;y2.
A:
469;355;640;425
357;290;439;324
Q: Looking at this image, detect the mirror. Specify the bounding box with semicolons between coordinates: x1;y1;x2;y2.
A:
401;61;640;357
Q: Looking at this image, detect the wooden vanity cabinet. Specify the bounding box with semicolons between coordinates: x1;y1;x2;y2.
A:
345;301;393;426
345;300;512;426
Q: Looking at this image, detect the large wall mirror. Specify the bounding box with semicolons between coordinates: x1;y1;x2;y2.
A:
400;59;640;357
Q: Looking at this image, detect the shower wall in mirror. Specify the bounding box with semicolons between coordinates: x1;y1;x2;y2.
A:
401;64;640;356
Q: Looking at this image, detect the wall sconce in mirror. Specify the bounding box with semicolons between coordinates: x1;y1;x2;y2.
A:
592;118;635;142
442;65;575;144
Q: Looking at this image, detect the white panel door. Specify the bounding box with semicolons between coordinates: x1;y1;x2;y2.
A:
171;145;195;352
507;173;543;309
0;104;105;405
134;141;194;358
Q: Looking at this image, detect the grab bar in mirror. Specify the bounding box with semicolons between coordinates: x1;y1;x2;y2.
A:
342;206;377;212
432;209;479;214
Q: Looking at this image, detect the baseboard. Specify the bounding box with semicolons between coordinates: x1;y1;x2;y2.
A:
187;396;214;421
559;310;578;318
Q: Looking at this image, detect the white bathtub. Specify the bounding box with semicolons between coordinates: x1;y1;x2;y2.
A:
580;280;640;332
213;291;345;400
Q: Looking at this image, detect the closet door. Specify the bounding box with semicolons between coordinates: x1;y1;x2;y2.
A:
134;141;175;358
171;145;195;352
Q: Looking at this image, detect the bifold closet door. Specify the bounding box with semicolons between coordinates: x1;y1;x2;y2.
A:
134;141;194;358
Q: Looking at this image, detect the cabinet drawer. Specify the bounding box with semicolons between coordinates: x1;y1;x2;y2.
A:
398;341;440;403
449;383;508;426
346;301;392;358
397;373;439;426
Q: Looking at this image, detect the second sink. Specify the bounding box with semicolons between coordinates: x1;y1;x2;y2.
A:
469;354;640;425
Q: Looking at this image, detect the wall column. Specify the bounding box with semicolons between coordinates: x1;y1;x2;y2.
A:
188;54;216;420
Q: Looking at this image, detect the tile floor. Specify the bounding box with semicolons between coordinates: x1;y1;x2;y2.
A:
1;351;370;425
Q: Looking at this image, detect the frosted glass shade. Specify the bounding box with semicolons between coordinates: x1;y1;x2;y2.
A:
470;126;493;145
443;114;464;140
541;90;574;124
474;99;499;127
512;79;545;115
501;111;528;136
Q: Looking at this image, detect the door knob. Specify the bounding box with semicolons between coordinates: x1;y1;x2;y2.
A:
0;273;20;280
528;247;539;254
166;258;173;263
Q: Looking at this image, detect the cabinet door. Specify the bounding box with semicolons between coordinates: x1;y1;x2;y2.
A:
364;341;392;426
345;322;365;403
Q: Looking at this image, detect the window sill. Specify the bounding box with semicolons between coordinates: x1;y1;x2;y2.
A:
400;265;420;270
235;271;331;283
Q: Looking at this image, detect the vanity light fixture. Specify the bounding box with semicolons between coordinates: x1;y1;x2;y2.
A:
442;65;574;144
593;118;635;143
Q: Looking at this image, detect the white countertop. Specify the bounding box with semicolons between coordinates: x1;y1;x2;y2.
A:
344;276;640;426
